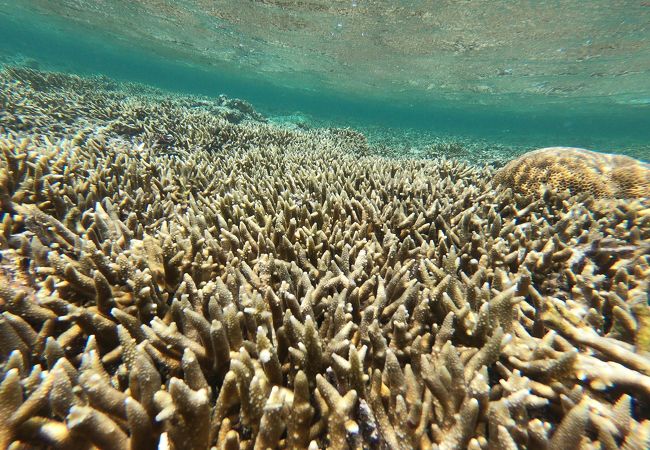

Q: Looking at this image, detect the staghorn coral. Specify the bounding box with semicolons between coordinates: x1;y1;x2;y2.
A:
0;66;371;158
494;146;650;198
0;67;649;449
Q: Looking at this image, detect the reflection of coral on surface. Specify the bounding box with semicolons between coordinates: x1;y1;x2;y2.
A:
1;68;650;449
494;147;650;198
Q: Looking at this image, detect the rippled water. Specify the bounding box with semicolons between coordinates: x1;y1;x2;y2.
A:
1;1;649;154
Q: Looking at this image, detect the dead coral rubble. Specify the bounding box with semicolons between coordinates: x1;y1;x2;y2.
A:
1;68;650;450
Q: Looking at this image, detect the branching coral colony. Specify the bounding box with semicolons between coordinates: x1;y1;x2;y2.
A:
0;66;649;449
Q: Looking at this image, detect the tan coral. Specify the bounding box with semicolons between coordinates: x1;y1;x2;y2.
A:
1;67;649;450
494;147;650;198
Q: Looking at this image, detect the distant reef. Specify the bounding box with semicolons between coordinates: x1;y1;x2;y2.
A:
0;67;649;449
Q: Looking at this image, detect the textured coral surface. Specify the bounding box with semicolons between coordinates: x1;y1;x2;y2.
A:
1;68;650;450
494;147;650;198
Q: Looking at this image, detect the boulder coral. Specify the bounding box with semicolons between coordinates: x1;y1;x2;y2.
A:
0;67;649;449
494;146;650;198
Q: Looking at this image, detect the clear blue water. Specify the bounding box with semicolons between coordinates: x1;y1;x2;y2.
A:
1;1;650;157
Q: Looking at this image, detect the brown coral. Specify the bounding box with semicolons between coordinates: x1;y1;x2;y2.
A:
494;147;650;198
0;67;649;449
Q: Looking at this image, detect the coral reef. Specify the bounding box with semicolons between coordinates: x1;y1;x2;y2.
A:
0;67;649;449
494;146;650;198
0;66;368;157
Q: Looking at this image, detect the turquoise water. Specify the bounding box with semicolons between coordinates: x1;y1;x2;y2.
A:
1;1;650;156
